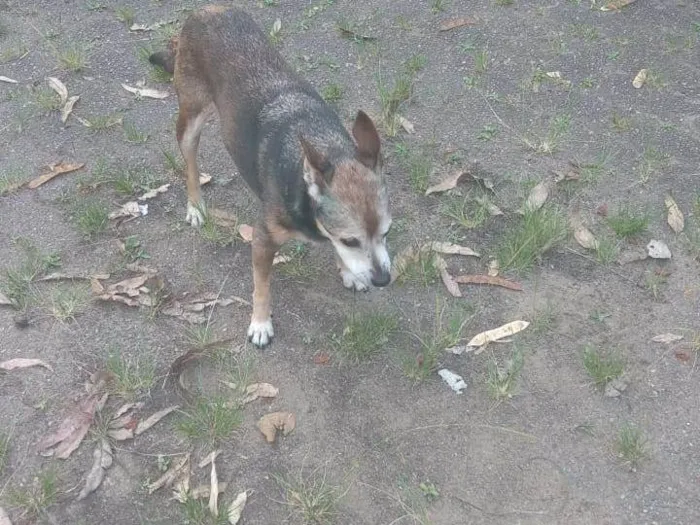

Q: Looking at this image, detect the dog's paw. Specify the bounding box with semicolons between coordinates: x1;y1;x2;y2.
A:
341;269;369;292
185;202;205;227
247;318;274;348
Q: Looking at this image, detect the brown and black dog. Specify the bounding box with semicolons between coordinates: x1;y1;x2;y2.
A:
150;6;392;347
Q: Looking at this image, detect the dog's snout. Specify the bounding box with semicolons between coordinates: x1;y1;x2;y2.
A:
371;269;391;287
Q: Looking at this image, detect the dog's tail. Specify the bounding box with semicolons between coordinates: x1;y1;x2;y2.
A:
148;36;178;74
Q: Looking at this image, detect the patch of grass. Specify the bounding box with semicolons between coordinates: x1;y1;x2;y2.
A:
418;480;439;502
84;0;107;11
580;76;596;88
199;208;238;246
0;168;29;196
439;192;491;230
606;206;648;238
7;469;59;521
404;54;427;75
1;239;61;310
277;242;316;280
473;48;489;74
477;123;498;141
595;234;621;265
645;69;667;89
123;121;150;143
611;112;631;132
56;41;90;71
524;114;570;154
183;324;217;351
114;6;135;26
112;167;162;197
497;206;567;274
73;199;109;238
486;347;524;400
32;86;61;112
178;496;230;525
320;83;343;103
0;431;9;473
529;302;557;335
575;149;616;183
47;283;90;322
571;23;599;41
430;0;448;13
106;351;156;400
403;301;469;382
377;56;425;136
274;467;346;525
394;248;440;287
615;424;648;470
162;148;184;174
176;397;243;446
82;113;123;132
644;267;668;301
331;311;399;363
638;146;669;183
582;345;624;387
394;142;433;194
0;41;28;63
120;235;150;263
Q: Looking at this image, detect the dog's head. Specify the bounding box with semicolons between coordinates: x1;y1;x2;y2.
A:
301;111;391;289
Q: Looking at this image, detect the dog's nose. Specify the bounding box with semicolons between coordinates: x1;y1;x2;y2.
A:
371;269;391;287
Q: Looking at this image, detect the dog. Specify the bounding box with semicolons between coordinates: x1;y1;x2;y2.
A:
150;6;392;348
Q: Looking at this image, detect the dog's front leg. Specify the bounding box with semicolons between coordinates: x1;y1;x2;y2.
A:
247;224;279;348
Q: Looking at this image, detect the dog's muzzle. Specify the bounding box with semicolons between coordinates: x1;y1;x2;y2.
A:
371;268;391;287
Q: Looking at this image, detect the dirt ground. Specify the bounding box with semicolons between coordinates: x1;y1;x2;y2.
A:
1;0;700;524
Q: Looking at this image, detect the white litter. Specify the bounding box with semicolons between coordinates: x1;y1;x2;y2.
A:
438;369;467;394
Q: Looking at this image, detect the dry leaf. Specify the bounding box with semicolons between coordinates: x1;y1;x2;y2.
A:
601;0;637;11
434;255;461;297
475;196;503;216
397;116;414;134
467;320;529;347
0;76;18;83
38;393;103;458
257;412;296;443
148;454;190;494
76;115;122;128
454;274;523;291
273;254;292;265
313;352;330;365
651;333;683;344
439;17;477;31
39;272;109;282
135;405;179;435
107;428;134;441
425;171;469;196
674;350;691;363
0;506;12;525
665;196;684;233
198;450;222;469
238;224;254;242
60;95;80;124
47;77;68;104
95;273;154;307
129;21;167;31
524;180;550;212
488;259;499;277
647;239;671;259
200;173;212;185
139;184;170;201
574;225;599;250
241;383;279;404
0;291;12;306
28;161;85;189
632;69;647;89
228;491;248;524
109;201;148;219
77;439;113;500
428;241;481;258
122;83;169;99
0;358;53;371
209;461;219;517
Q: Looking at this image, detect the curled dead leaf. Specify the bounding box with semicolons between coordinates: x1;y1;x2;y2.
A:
109;201;148;219
241;383;279;404
238;224;254;243
135;405;179;435
428;241;481;257
454;274;523;291
148;453;190;494
257;412;296;443
0;358;53;372
313;352;330;365
523;180;550;212
38;392;104;458
209;461;219;516
397;115;414;134
61;95;79;124
0;291;12;306
77;439;113;500
47;77;68;105
574;225;599;250
228;491;248;524
439;17;477;31
488;259;499;277
632;69;647;89
139;184;171;201
28;161;85;189
664;196;684;233
425;171;468;196
198;450;222;469
467;320;529;348
122;83;169;99
433;255;461;297
651;333;683;344
199;173;212;185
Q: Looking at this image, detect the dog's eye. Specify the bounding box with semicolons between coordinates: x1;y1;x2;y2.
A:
340;237;361;248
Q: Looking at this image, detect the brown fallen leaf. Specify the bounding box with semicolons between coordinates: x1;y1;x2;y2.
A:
47;77;68;105
77;439;113;500
434;255;461;297
674;350;691;363
601;0;637;11
439;17;477;31
95;273;157;308
523;180;550;212
186;482;228;501
0;358;53;372
272;254;292;265
397;115;415;134
228;491;248;524
241;383;279;404
573;225;599;250
61;95;79;124
28;161;85;189
198;450;222;469
467;320;529;348
313;352;330;365
148;453;190;494
38;393;104;458
135;405;179;435
257;412;296;443
238;224;254;243
632;69;647;89
200;173;212;185
596;203;608;217
121;83;169;99
428;241;481;257
139;184;171;201
665;196;684;233
454;274;523;291
474;196;503;216
425;171;469;196
651;333;683;344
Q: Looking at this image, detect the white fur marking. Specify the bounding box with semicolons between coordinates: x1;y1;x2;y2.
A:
247;318;274;347
341;268;370;291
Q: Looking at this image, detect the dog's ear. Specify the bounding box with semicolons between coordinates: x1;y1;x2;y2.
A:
299;135;330;202
352;110;381;170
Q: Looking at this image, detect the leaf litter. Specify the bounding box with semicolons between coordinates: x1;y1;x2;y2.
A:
467;320;530;350
651;333;683;344
121;83;169;99
454;274;523;291
665;196;684;233
47;77;80;123
424;168;495;196
257;412;296;443
439;17;478;31
438;369;467;393
27;161;85;189
0;358;53;372
228;491;248;524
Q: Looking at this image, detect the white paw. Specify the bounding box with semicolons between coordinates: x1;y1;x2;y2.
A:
341;269;369;292
247;318;274;348
185;202;205;227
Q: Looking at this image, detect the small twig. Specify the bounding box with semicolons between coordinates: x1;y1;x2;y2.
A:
564;247;644;288
453;494;549;516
